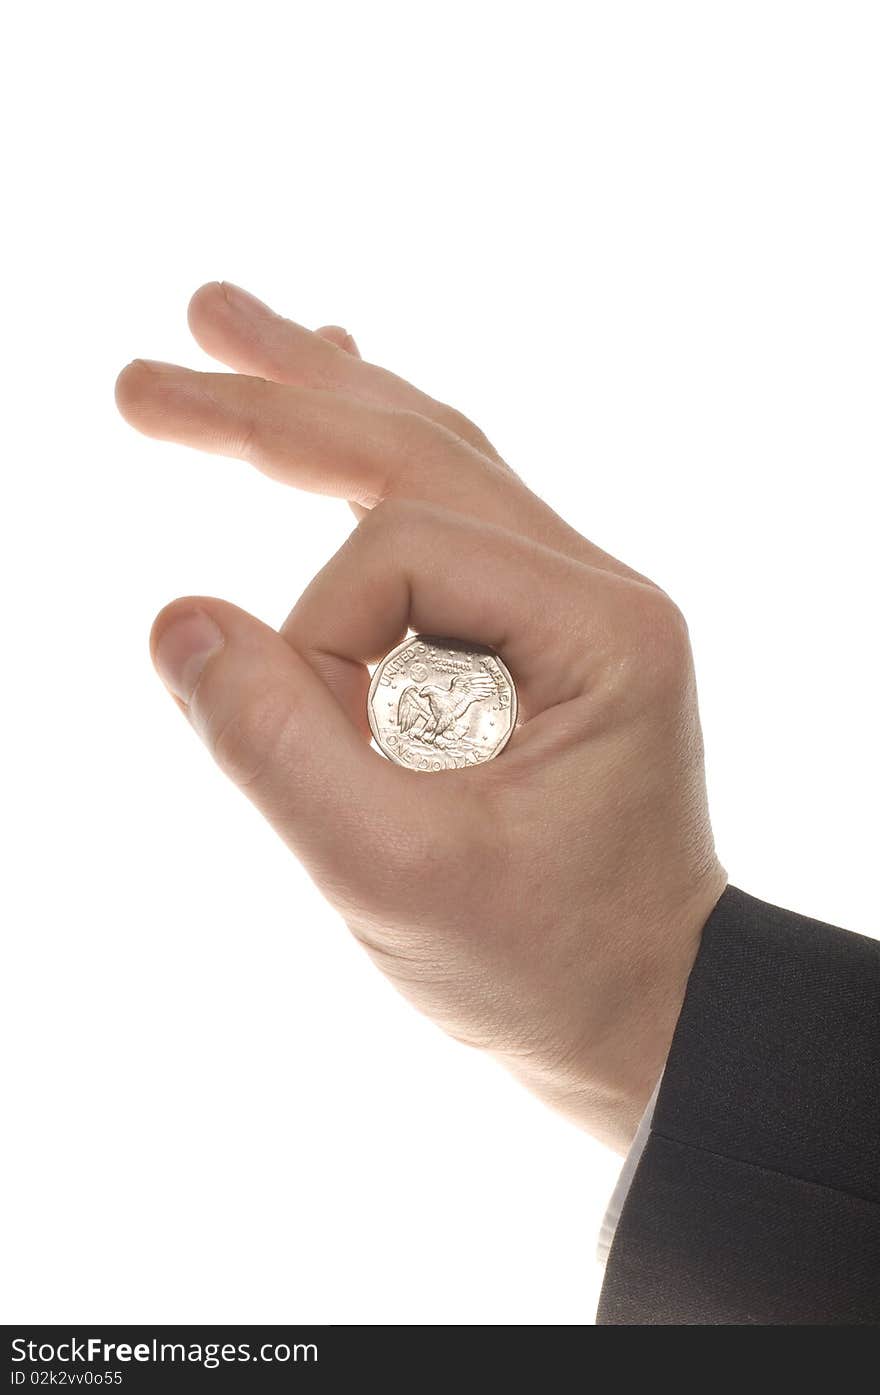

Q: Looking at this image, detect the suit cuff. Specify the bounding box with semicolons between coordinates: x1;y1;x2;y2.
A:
596;1074;663;1265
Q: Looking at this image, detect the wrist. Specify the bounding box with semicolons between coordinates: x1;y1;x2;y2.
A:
497;866;728;1152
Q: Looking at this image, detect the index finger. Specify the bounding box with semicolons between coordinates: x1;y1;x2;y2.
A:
283;498;640;726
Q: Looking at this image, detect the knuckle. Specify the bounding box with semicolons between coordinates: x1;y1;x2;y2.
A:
235;414;259;461
622;589;693;694
433;400;494;455
233;378;274;461
205;687;295;790
393;405;442;443
360;494;417;530
354;495;433;547
433;400;473;437
384;406;457;473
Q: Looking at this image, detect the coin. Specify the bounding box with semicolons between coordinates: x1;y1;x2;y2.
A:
367;635;518;771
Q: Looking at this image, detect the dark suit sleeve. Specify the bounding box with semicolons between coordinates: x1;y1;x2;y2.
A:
597;885;880;1325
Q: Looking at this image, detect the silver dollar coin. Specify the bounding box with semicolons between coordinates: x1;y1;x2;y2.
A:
367;635;518;771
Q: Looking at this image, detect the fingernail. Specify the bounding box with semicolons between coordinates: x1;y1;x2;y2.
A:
220;282;275;319
154;609;225;703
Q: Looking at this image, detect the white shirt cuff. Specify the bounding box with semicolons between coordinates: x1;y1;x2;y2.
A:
596;1074;663;1266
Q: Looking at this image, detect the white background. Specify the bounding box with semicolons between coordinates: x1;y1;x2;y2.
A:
2;2;878;1324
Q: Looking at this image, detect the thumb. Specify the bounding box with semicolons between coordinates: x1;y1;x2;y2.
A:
150;596;398;897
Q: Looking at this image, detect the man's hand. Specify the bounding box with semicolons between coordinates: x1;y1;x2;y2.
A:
115;282;726;1151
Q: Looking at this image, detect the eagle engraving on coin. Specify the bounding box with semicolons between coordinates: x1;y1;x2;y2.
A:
398;670;497;745
367;636;517;770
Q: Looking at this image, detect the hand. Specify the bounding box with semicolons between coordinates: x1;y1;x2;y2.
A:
116;283;727;1152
